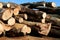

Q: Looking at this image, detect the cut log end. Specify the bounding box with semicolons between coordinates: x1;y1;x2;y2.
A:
19;24;28;35
0;20;12;31
7;3;11;8
24;14;28;20
13;8;19;15
38;23;51;36
51;2;56;7
21;25;31;35
2;9;13;20
0;23;4;35
41;19;45;23
14;23;27;33
17;6;21;11
8;17;15;25
43;3;45;7
42;12;46;19
19;17;24;23
0;3;3;8
26;27;31;33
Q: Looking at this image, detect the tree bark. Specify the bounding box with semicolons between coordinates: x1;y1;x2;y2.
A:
21;2;46;8
46;14;60;26
15;14;27;20
19;5;46;16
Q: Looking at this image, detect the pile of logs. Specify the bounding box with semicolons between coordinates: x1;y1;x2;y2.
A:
0;1;60;37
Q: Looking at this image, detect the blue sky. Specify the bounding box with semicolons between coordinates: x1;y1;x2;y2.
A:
0;0;60;6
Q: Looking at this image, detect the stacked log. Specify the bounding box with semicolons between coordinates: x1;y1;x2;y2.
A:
21;1;60;15
0;2;59;37
21;1;56;8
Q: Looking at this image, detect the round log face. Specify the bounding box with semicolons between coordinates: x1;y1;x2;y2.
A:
24;14;28;20
21;25;31;35
19;17;24;23
21;25;27;35
41;19;45;23
52;2;56;7
7;3;11;8
38;23;51;36
43;3;46;7
0;3;3;8
8;17;15;25
13;8;20;15
42;12;46;19
2;9;13;20
26;27;31;33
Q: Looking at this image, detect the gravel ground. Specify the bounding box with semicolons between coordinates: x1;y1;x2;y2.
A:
0;36;60;40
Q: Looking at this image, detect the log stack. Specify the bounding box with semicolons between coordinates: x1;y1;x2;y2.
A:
0;1;59;37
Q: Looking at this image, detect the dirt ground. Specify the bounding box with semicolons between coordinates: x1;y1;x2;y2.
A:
0;36;60;40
